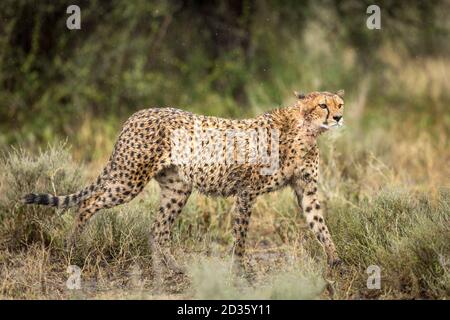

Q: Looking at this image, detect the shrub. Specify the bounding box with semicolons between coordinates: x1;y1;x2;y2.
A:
72;203;154;266
329;188;450;298
0;143;82;249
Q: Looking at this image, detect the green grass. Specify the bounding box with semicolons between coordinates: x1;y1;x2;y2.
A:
0;138;448;299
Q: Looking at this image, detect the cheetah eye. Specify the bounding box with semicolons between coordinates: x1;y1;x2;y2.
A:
338;104;343;109
319;104;327;109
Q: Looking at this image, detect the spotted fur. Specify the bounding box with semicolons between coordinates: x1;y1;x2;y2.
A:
22;90;345;272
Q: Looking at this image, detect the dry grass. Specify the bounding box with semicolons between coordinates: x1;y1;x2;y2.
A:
0;67;449;299
1;112;449;300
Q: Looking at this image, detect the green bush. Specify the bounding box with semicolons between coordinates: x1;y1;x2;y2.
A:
329;189;450;298
0;143;82;249
73;204;154;266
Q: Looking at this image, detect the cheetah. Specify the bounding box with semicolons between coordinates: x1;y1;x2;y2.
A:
22;90;345;275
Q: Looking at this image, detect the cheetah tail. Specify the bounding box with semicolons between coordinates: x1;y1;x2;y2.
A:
21;159;112;210
21;182;99;210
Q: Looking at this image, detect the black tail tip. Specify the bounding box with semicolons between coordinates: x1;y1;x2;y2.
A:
21;193;52;206
22;193;37;204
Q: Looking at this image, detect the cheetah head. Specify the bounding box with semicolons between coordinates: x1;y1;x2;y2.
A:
294;90;345;133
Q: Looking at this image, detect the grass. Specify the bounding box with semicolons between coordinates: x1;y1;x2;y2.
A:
0;105;449;299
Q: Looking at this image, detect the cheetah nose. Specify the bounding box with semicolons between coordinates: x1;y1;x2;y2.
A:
333;115;342;122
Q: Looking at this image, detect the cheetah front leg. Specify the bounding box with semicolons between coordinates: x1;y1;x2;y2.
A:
293;180;341;267
231;192;256;274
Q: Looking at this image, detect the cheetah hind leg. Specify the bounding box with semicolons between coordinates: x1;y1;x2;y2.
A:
150;174;192;286
65;195;104;252
150;205;190;279
66;179;149;251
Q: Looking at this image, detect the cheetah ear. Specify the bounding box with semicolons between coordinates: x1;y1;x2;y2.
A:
336;89;345;98
293;91;306;99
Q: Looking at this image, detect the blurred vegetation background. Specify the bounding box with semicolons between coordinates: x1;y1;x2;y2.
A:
1;0;449;162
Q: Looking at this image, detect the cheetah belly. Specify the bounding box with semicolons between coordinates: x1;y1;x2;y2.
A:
175;162;291;197
175;163;253;197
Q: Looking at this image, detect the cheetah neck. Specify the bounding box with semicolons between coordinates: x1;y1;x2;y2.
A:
268;105;322;142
